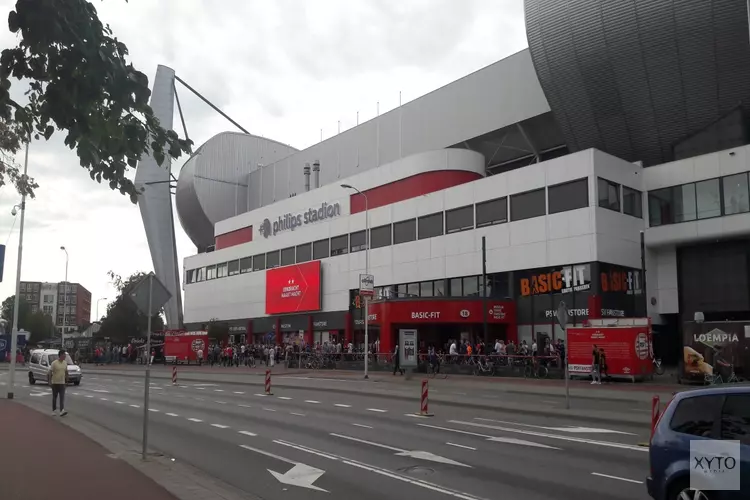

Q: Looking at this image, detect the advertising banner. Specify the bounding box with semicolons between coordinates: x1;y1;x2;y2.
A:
399;329;418;367
517;264;591;297
567;325;653;379
164;330;208;363
265;260;322;315
681;321;749;381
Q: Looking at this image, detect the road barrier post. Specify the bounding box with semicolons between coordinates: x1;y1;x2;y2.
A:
651;395;660;436
172;365;177;386
419;379;433;417
265;369;273;395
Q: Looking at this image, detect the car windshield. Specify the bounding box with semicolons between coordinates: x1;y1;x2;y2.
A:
47;354;74;365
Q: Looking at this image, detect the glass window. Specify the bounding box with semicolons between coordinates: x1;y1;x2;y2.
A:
252;253;265;271
313;239;330;260
673;184;696;223
407;283;420;297
511;188;546;221
331;235;349;256
463;276;479;296
548;178;589;214
217;262;228;278
476;197;507;227
670;395;722;438
296;243;312;263
196;267;205;282
370;225;392;249
696;178;721;219
445;206;474;233
266;250;280;268
186;270;195;284
280;247;295;266
350;230;367;252
396;284;407;298
598;178;620;211
450;278;462;297
722;173;750;216
418;212;443;239
228;260;240;276
206;265;217;280
623;187;643;218
420;281;433;297
721;395;750;445
240;257;252;273
393;219;417;244
434;279;446;296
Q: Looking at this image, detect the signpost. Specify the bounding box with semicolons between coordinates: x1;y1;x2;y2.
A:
359;273;374;379
555;300;570;410
129;272;172;460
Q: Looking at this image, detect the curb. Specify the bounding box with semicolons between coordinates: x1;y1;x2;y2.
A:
83;370;649;428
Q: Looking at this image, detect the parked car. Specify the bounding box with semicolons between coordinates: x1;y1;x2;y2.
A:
648;385;749;500
27;349;82;386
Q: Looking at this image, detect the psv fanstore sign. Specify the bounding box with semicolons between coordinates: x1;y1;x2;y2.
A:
265;260;322;315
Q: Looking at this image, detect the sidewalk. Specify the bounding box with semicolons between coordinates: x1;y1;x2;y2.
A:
0;399;178;500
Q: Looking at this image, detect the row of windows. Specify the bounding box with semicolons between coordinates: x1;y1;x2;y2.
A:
371;276;486;300
20;283;40;292
186;178;592;284
597;178;643;218
648;172;750;227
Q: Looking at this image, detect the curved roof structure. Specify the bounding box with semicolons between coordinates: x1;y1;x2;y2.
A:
175;132;298;249
525;0;750;166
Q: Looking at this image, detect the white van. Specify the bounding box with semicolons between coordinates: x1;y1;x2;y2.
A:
28;349;82;386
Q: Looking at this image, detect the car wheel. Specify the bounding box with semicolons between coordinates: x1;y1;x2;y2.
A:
670;479;713;500
28;372;35;385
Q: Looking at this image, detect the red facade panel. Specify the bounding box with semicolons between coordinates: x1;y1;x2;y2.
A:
215;226;253;250
349;170;483;214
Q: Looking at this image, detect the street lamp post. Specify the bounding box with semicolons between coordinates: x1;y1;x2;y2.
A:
60;246;68;346
7;139;30;400
341;184;370;379
96;298;108;322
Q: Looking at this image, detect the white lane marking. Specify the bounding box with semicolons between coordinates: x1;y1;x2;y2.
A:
539;400;558;405
130;404;140;408
474;417;638;436
447;443;476;451
291;412;306;417
330;433;471;467
166;413;179;417
194;397;205;402
211;424;230;429
418;424;561;450
330;434;401;451
187;418;203;423
148;409;160;413
305;400;321;404
277;396;292;400
214;401;227;405
254;393;267;397
591;473;643;484
367;408;387;413
449;421;646;452
240;444;296;464
115;401;124;405
85;395;94;398
334;404;351;408
233;391;245;394
263;408;277;412
238;404;252;408
100;398;108;401
92;389;110;393
404;414;429;418
214;389;225;392
151;387;163;390
238;431;257;437
193;384;218;387
71;392;80;396
352;423;373;429
196;388;206;390
274;440;485;499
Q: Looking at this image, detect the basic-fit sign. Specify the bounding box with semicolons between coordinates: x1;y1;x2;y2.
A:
259;202;341;238
519;264;591;296
265;260;322;315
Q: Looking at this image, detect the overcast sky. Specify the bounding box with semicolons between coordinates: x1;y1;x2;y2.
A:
0;0;528;322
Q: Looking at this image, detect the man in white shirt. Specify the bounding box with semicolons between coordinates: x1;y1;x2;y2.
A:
49;350;68;416
197;348;204;366
449;341;457;362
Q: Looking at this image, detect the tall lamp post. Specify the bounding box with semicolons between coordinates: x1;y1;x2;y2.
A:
60;246;68;346
96;297;108;322
7;139;30;400
341;183;370;379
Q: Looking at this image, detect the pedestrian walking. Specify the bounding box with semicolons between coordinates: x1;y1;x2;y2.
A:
48;350;68;416
392;344;404;376
590;344;601;385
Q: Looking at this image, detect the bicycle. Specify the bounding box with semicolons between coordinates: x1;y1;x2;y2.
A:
473;357;495;376
523;360;548;379
428;361;448;379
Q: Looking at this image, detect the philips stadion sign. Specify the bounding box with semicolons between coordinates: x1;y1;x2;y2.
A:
259;202;341;238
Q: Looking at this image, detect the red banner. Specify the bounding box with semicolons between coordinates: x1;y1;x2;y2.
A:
367;299;515;325
265;260;322;315
567;325;653;378
164;332;208;362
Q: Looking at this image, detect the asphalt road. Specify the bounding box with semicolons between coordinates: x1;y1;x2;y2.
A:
5;372;652;500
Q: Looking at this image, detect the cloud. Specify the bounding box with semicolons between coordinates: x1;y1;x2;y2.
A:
0;0;528;320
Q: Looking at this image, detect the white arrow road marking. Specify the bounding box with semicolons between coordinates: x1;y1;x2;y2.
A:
474;418;637;436
239;444;327;492
418;424;561;450
274;440;489;500
448;421;647;452
330;433;471;467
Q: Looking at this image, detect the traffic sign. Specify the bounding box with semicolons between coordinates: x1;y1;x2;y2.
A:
129;272;171;316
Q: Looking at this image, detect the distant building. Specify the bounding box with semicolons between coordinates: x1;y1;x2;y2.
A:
20;281;92;334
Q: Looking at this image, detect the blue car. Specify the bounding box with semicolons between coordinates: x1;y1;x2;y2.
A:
648;385;750;500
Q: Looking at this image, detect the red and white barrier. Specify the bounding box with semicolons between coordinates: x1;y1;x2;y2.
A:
265;369;273;395
172;365;177;386
650;395;660;437
419;379;433;416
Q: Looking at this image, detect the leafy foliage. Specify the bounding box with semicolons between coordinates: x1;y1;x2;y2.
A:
0;119;37;197
0;0;192;201
1;293;30;327
1;294;55;339
98;270;164;341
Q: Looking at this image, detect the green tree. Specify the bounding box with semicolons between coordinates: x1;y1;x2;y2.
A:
98;270;164;342
206;317;229;341
24;310;55;340
0;0;192;201
1;294;31;328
